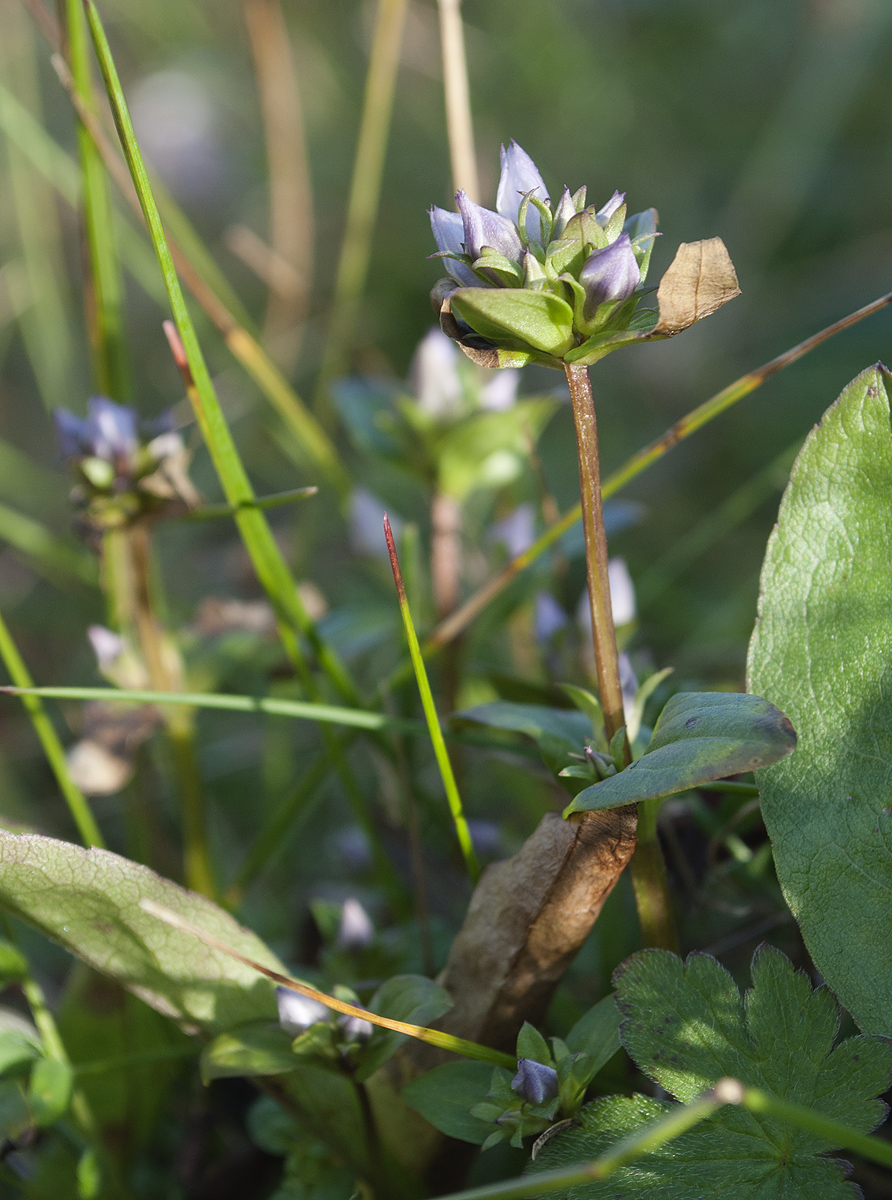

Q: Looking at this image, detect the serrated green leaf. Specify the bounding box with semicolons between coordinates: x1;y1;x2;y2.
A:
747;364;892;1037
28;1057;73;1125
453;701;591;775
565;691;796;814
355;975;453;1082
201;1022;299;1082
532;946;892;1197
450;289;575;357
0;832;284;1033
401;1060;496;1144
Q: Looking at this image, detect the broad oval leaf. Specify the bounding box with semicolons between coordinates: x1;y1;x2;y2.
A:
401;1060;495;1144
355;974;453;1083
449;288;576;356
454;700;591;776
0;832;284;1033
565;691;796;814
748;364;892;1036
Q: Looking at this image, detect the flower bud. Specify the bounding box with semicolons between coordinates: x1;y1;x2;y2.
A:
337;898;374;950
497;140;549;243
429;206;478;287
277;988;329;1036
457;191;523;264
512;1058;559;1106
579;233;640;318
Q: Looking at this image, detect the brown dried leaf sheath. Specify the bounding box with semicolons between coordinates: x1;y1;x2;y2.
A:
434;806;637;1052
653;238;741;335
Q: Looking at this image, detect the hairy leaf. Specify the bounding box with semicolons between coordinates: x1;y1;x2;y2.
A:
532;945;892;1197
748;364;892;1036
0;833;284;1033
565;691;796;814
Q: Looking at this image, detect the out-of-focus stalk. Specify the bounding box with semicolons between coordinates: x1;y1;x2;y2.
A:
437;0;479;200
243;0;312;370
314;0;409;422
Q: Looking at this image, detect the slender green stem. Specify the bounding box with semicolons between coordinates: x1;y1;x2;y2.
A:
564;363;625;742
564;363;678;952
419;288;892;658
64;0;128;399
142;899;513;1068
177;486;318;522
630;799;679;953
437;0;478;200
431;1091;724;1200
738;1085;892;1168
384;515;479;882
0;611;103;847
314;0;409;419
82;1;356;705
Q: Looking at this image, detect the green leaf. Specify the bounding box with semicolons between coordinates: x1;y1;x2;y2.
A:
437;398;558;501
76;1148;101;1200
516;1022;552;1066
453;701;591;775
532;945;892;1196
565;691;796;814
401;1060;495;1144
747;364;892;1037
564;995;621;1078
28;1057;73;1126
201;1022;299;1082
0;1008;41;1075
0;939;27;984
450;289;576;357
356;975;453;1082
0;832;285;1033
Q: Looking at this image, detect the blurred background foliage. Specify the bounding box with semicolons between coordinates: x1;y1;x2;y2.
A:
0;0;891;1191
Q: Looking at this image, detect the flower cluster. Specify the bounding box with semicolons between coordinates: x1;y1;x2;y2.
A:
55;396;198;538
429;141;739;370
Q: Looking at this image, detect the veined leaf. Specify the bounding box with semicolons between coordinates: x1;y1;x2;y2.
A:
565;691;796;814
532;946;892;1197
0;833;284;1033
454;701;591;775
450;288;575;357
402;1060;495;1145
748;364;892;1036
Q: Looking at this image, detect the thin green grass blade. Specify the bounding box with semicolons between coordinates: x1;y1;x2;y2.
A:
1;685;423;734
64;0;128;399
83;0;357;705
0;614;103;848
384;516;479;882
178;486;318;522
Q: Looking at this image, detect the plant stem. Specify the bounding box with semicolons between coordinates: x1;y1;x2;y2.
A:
563;363;625;741
314;0;409;420
384;515;479;882
630;798;679;954
437;0;478;200
125;522;215;899
564;363;679;952
0;608;103;847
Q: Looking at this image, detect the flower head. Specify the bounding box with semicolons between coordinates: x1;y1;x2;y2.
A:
512;1058;559;1106
428;142;740;371
55;397;199;539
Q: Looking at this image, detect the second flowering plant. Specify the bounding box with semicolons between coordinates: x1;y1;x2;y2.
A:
430;141;740;369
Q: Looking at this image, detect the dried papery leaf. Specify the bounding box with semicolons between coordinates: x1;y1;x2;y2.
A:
652;238;741;336
430;807;637;1053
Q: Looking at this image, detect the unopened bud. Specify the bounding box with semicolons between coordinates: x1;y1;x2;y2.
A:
512;1058;559;1106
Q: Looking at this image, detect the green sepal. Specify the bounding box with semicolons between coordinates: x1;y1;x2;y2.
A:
516;1021;553;1067
472;249;524;288
608;725;628;771
599;201;627;242
449;288;576;357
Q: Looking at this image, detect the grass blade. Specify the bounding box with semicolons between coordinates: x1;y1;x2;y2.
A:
64;0;128;399
0;685;424;734
82;0;356;705
0;613;103;847
384;515;479;882
140;899;514;1070
0;502;97;587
